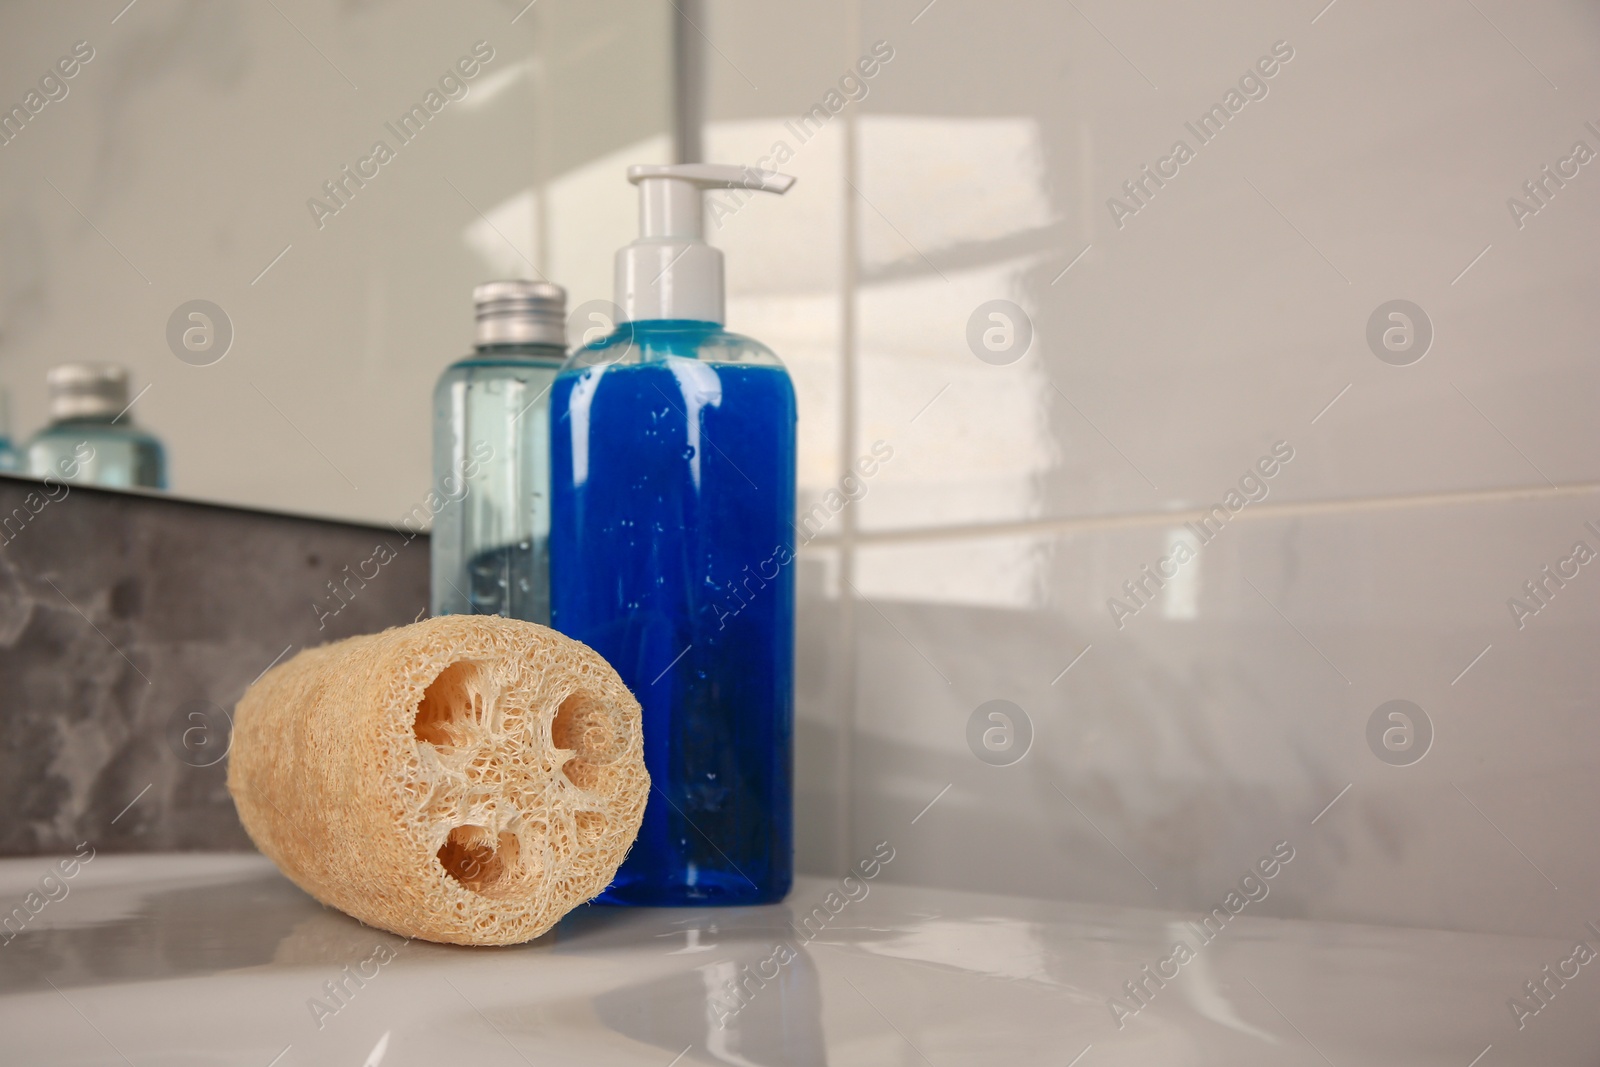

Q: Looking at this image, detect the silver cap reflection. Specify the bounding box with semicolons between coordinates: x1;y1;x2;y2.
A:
47;363;129;421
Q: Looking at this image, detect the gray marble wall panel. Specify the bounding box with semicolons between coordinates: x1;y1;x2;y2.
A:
0;476;429;856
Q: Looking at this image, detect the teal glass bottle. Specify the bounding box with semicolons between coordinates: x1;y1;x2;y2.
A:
27;365;165;489
430;281;567;622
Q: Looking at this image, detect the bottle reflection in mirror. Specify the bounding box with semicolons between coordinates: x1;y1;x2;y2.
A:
0;387;19;473
27;364;165;490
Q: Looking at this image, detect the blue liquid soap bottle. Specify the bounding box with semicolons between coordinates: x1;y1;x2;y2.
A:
431;281;567;622
28;364;165;489
550;164;798;905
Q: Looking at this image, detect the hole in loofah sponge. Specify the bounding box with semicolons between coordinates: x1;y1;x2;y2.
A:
438;825;520;895
552;690;622;790
414;661;485;747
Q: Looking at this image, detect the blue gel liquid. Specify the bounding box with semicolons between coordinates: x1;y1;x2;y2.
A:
550;323;795;906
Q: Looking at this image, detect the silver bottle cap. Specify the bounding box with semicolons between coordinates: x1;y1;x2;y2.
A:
474;280;566;347
47;363;129;421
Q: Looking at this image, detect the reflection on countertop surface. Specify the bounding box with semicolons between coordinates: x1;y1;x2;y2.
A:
1;853;1596;1065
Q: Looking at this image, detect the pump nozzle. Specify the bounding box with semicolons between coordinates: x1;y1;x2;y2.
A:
616;163;796;325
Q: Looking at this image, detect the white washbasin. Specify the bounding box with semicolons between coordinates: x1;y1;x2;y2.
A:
0;853;1592;1064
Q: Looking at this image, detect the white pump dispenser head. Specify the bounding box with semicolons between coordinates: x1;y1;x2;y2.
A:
615;164;795;325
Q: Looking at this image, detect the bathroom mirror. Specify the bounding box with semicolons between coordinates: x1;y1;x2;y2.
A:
0;0;673;525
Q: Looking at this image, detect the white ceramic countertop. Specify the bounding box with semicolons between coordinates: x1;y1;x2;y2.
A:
0;853;1594;1065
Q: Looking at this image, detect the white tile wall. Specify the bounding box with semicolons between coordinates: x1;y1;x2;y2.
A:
703;0;1600;937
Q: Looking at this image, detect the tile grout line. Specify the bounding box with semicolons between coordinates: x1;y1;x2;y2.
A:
798;480;1600;549
835;0;863;876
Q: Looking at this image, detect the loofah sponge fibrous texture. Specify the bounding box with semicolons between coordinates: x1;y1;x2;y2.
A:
226;615;648;946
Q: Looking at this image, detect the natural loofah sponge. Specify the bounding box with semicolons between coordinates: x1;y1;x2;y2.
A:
227;615;647;946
